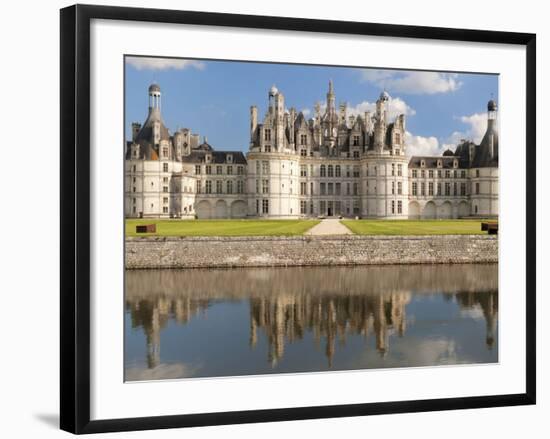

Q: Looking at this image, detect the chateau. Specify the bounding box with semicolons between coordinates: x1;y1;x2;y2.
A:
125;82;498;219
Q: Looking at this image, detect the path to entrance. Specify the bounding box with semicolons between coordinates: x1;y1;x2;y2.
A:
305;218;353;235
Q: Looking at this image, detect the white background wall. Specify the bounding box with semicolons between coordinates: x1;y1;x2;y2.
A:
0;0;547;437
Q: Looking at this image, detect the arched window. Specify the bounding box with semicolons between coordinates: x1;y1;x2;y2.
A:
328;165;334;177
335;165;341;177
320;165;326;177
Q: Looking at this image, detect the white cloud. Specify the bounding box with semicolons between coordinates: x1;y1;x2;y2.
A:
443;112;488;150
126;57;205;71
346;97;416;120
300;108;311;118
361;69;461;95
406;112;489;157
405;132;443;157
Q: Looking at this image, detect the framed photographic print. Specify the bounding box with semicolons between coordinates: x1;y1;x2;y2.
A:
60;4;536;434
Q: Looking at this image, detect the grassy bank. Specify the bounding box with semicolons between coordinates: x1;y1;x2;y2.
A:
341;219;488;236
126;219;320;237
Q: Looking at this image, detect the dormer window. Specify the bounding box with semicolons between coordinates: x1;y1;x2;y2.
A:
421;160;425;168
205;154;212;163
453;160;458;168
227;154;233;163
437;160;442;168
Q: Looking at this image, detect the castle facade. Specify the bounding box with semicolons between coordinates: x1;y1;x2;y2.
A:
125;82;498;219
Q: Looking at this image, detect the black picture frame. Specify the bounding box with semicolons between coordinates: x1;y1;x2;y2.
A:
60;4;536;434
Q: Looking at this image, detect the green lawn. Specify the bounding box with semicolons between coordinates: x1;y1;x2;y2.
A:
126;219;320;237
341;219;488;236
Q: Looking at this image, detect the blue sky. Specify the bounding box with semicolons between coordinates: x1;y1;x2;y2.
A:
125;56;498;156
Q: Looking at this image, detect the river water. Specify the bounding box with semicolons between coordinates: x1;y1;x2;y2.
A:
125;264;498;381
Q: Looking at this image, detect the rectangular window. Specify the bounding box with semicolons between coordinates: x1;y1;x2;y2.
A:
328;165;334;177
437;182;442;196
397;182;402;195
226;180;233;194
163;177;168;183
476;182;480;194
346;166;351;177
300;134;307;145
163;163;169;172
391;163;395;176
412;169;418;178
346;182;351;195
237;180;244;194
256;199;259;214
391;181;395;195
237;166;244;175
335;183;341;195
227;166;233;175
195;165;201;175
196;180;201;194
256;161;260;174
461;170;466;178
397;200;402;214
428;182;434;196
262;161;269;174
320;201;326;215
262;199;269;214
163;206;168;213
205;180;212;194
216;166;222;175
421;170;425;178
353;182;358;195
429;169;434;178
310;182;314;195
328;183;334;195
300;200;307;214
335;166;341;177
255;179;259;194
453;182;458;196
300;165;307;177
205;165;211;175
353;166;360;177
397;164;403;176
300;182;307;195
445;170;451;178
163;197;168;204
262;179;269;194
264;129;271;141
320;182;326;195
421;182;425;196
353;135;360;146
300;149;307;156
437;170;442;178
412;182;418;196
353;150;359;158
391;200;395;214
216;180;222;194
445;182;451;196
163;186;168;193
461;183;466;196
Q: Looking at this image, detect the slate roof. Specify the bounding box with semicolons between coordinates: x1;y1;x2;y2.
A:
408;156;462;168
181;150;247;165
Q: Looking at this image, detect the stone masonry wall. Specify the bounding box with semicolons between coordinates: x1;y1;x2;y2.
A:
125;235;498;269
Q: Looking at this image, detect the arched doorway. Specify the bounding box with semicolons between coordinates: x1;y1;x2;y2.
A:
215;200;228;218
458;201;470;218
408;201;421;219
195;200;212;219
230;200;247;218
438;201;453;219
423;201;436;219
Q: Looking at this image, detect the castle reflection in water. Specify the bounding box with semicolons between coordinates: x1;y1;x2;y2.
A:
126;264;498;372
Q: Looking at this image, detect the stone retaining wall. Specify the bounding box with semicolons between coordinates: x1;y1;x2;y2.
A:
125;235;498;269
